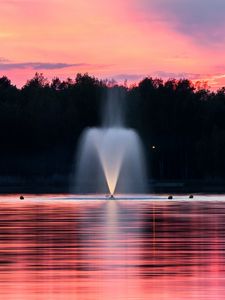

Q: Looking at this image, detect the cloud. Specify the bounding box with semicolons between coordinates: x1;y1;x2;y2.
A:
113;71;225;90
0;62;85;71
154;70;225;90
113;72;206;83
0;57;9;63
153;71;203;80
114;73;145;81
137;0;225;45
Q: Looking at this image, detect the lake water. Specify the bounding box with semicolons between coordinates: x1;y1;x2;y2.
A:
0;194;225;300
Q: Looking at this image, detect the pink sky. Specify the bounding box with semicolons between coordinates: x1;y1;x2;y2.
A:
1;0;225;89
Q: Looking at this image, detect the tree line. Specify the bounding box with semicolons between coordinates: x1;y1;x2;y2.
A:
0;72;225;181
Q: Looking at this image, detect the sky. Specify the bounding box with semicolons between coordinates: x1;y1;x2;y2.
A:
1;0;225;89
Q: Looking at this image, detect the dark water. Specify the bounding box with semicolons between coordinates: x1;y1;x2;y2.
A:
0;195;225;299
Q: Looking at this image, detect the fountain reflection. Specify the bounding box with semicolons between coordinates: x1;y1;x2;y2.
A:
0;197;225;299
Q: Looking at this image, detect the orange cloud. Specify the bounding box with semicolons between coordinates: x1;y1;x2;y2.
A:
0;0;224;89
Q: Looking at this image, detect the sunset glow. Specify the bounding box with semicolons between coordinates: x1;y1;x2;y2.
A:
1;0;225;89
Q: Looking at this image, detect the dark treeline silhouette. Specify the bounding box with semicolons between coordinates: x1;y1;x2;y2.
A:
1;72;225;191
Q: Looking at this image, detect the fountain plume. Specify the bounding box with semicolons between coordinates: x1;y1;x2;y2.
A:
74;88;147;195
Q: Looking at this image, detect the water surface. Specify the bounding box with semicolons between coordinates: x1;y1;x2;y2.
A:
0;195;224;299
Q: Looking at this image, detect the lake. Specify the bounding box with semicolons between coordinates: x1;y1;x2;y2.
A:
0;194;224;299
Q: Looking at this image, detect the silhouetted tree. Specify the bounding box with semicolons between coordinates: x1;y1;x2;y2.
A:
0;72;225;188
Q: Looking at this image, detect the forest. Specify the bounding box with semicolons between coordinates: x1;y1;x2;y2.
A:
0;72;225;190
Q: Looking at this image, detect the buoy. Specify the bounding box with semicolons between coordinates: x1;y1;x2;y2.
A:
168;195;173;199
189;195;194;199
20;195;24;200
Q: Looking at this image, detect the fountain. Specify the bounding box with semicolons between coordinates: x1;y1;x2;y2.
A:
74;88;147;196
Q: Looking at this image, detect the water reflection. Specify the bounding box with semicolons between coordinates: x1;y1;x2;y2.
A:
0;197;224;299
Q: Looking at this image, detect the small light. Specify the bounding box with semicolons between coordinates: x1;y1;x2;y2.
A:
152;145;156;149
